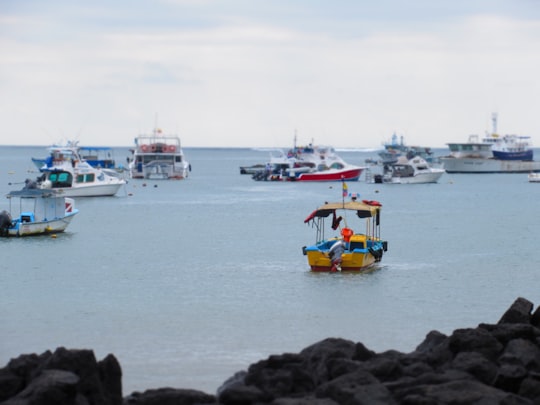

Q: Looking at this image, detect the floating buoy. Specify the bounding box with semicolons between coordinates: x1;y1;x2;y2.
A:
51;234;57;239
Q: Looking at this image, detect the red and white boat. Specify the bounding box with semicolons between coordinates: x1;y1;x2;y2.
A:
251;139;365;182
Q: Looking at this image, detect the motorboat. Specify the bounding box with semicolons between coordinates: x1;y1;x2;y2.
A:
379;133;438;165
251;139;364;182
128;128;190;179
528;173;540;183
302;195;387;272
33;145;126;197
382;156;445;184
32;141;121;171
0;189;78;237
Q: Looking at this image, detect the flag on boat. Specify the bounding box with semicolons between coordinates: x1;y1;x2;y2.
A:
342;181;348;197
65;200;73;213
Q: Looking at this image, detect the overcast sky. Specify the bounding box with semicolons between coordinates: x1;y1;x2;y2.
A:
1;0;539;148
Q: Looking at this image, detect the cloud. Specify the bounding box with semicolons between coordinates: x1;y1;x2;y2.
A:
1;2;540;147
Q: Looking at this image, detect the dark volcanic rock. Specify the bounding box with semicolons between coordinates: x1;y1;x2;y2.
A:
4;297;540;404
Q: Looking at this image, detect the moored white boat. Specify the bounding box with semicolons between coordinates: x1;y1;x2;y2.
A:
129;128;190;180
528;173;540;183
33;145;126;197
0;189;78;237
383;156;445;184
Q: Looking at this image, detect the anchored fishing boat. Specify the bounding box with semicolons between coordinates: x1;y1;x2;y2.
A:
129;128;190;180
302;192;387;272
0;189;78;237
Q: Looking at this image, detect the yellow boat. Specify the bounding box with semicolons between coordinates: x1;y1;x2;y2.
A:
302;198;387;272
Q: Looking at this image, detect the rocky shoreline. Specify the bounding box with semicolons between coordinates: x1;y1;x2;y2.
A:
2;297;540;404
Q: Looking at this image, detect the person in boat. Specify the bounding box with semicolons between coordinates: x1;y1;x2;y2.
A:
328;239;346;272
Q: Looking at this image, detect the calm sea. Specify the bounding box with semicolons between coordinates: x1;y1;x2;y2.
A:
1;145;540;395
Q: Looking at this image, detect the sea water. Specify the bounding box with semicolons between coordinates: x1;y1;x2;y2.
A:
1;145;540;394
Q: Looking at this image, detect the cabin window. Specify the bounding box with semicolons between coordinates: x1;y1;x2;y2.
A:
76;173;95;183
49;172;72;187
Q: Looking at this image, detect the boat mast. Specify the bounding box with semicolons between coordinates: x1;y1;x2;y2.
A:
492;112;498;135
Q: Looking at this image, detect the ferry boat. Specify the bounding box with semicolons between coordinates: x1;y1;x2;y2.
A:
129;128;190;180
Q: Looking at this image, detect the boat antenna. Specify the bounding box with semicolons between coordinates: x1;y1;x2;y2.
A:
294;129;297;149
492;112;498;135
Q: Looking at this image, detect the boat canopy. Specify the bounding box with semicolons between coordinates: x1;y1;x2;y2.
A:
6;189;58;199
304;200;381;223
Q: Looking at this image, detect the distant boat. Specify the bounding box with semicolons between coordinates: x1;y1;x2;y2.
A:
32;141;121;171
382;156;445;184
379;133;437;165
0;189;78;237
480;113;534;161
33;144;126;197
440;113;540;173
128;128;190;180
250;136;364;182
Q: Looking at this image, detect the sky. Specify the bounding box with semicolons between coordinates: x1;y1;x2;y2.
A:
1;0;540;148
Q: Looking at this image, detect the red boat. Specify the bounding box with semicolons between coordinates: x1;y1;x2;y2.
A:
251;140;365;182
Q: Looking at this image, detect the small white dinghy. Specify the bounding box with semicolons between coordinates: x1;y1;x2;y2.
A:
0;189;79;237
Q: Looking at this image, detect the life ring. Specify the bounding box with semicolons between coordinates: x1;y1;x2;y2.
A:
362;199;382;207
150;144;157;152
168;145;176;152
141;144;149;152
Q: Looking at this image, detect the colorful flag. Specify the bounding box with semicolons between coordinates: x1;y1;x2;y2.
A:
342;181;348;197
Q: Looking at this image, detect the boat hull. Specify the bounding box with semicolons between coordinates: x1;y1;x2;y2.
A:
492;150;533;161
43;183;124;197
388;171;444;184
441;157;540;173
304;237;386;272
304;247;383;272
293;167;363;182
8;213;77;236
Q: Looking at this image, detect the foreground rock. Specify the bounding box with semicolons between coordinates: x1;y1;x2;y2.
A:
3;297;540;404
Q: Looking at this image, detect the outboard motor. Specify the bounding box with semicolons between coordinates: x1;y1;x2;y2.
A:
329;239;345;272
0;210;12;236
